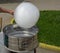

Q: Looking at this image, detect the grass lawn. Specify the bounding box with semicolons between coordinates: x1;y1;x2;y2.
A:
37;11;60;47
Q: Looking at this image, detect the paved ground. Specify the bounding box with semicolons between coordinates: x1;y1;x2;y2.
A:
0;0;60;10
0;0;60;53
0;32;59;53
0;47;59;53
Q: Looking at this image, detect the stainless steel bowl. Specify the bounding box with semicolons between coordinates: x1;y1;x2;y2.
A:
3;24;38;52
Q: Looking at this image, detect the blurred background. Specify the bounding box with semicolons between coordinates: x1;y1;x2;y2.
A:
0;0;60;53
0;0;60;29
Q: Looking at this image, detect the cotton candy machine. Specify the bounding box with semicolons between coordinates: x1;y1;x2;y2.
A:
3;1;40;53
3;24;38;53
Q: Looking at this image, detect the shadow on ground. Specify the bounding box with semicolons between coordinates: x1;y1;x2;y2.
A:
0;0;24;4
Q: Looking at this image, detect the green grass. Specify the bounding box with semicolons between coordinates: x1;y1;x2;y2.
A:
37;11;60;47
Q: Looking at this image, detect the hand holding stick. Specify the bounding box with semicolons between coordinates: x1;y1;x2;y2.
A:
0;7;14;15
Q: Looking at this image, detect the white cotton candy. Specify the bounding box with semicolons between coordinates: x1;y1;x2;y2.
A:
14;2;40;28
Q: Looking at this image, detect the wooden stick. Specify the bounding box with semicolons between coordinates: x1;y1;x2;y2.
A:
0;17;2;31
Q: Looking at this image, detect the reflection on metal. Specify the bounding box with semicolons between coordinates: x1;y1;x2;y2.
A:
3;24;38;52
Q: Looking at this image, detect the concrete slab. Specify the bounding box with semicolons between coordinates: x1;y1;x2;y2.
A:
25;0;60;10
